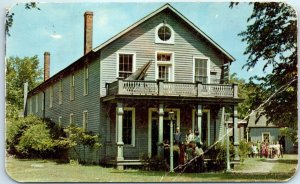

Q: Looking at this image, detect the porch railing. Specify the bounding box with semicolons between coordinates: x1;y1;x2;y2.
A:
106;79;238;98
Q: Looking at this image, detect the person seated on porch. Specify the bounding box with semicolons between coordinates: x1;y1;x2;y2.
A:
174;127;185;165
186;129;195;144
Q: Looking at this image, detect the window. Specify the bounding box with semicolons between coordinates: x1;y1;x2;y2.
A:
118;53;135;78
35;95;38;113
58;116;62;127
59;79;63;104
193;57;210;83
83;111;88;131
158;65;169;81
83;65;89;95
28;98;32;114
155;23;174;44
49;86;53;108
156;52;174;81
41;94;44;111
70;74;75;100
69;113;74;125
122;108;135;146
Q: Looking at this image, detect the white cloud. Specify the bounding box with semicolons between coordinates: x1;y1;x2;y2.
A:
50;34;62;39
215;14;219;19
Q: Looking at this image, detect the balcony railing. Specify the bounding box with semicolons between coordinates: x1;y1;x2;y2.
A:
106;79;238;98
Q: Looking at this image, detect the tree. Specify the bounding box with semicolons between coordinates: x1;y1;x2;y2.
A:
6;2;40;36
230;2;297;129
6;56;43;117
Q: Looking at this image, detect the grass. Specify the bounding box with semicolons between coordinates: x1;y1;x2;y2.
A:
5;154;298;182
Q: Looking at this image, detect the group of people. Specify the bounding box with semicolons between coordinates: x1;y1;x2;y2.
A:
249;140;283;159
163;127;205;168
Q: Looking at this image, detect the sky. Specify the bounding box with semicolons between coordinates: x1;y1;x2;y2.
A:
5;1;271;80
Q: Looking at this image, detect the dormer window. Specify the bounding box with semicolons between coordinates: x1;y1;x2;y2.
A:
155;23;174;44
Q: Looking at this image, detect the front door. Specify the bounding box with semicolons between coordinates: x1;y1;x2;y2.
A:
148;108;180;158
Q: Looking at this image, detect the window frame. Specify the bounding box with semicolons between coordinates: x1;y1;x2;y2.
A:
69;113;74;125
115;107;136;147
35;95;39;113
59;79;63;104
70;74;75;101
192;56;211;83
82;110;88;131
155;51;175;82
116;52;136;78
49;86;53;108
58;116;62;127
155;23;175;44
83;65;89;96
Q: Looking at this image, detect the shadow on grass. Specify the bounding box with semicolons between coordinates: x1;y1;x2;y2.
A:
120;170;293;181
259;159;298;164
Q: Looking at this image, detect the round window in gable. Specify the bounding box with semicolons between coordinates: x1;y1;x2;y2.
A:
158;26;171;41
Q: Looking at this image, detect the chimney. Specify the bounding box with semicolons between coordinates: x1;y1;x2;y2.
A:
44;52;50;81
84;11;93;54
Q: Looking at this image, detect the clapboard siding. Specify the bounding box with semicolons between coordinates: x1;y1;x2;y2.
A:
26;57;102;162
100;11;225;96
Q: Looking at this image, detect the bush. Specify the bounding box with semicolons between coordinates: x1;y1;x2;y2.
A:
6;115;101;162
140;154;168;171
6;115;46;156
16;124;55;158
238;140;251;163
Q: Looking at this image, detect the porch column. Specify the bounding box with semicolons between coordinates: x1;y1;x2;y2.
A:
116;102;124;169
158;103;164;157
197;104;202;143
233;105;240;161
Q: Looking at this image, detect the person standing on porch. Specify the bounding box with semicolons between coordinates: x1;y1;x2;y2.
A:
186;129;195;144
174;127;184;165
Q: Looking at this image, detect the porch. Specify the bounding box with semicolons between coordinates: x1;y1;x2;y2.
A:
104;79;238;99
101;95;242;169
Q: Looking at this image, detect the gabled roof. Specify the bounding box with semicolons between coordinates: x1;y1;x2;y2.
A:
247;112;277;128
93;3;235;62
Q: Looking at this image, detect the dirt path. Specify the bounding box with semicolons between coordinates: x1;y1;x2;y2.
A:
232;158;282;173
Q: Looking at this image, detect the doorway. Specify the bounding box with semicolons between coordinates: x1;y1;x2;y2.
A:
148;108;180;157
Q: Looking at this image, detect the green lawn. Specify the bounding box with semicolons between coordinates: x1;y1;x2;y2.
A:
5;154;298;182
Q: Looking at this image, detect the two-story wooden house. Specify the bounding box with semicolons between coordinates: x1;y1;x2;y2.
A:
25;4;242;169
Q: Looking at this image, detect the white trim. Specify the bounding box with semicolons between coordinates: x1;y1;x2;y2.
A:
35;95;38;113
82;110;88;131
70;74;75;101
148;107;180;157
83;65;89;96
192;56;211;83
192;109;211;145
115;107;136;147
116;52;136;78
59;79;63;104
155;23;175;44
92;4;235;62
58;116;62;127
49;86;53;108
69;113;74;125
155;51;175;82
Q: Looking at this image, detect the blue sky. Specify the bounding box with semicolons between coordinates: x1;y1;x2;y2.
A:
3;1;285;80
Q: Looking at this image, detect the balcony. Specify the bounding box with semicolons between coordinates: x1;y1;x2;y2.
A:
106;79;238;99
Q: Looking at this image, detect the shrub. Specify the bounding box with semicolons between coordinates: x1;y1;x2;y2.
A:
16;124;55;158
238;140;251;163
140;153;168;171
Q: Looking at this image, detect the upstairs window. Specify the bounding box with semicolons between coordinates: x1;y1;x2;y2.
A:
70;74;75;101
49;86;53;108
59;79;63;104
83;65;89;95
194;57;210;83
35;95;38;113
156;52;174;82
118;53;135;79
155;23;174;44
